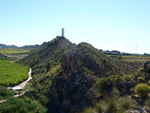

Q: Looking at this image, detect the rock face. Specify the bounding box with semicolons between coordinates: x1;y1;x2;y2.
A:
144;61;150;75
117;82;136;95
130;107;147;113
46;43;122;113
62;43;121;79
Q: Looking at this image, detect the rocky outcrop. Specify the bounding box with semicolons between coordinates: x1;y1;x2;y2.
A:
144;61;150;75
130;107;147;113
46;43;123;113
117;82;136;95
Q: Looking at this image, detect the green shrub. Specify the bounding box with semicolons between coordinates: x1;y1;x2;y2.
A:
138;67;144;75
148;80;150;85
94;77;114;95
119;97;131;110
145;98;150;107
138;77;145;83
82;97;131;113
117;56;122;60
134;83;150;98
82;107;97;113
123;75;133;82
0;97;47;113
95;103;103;113
0;85;15;100
113;75;123;83
107;98;117;112
111;87;120;97
39;95;50;106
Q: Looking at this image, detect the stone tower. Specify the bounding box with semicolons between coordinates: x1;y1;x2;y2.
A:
62;28;64;37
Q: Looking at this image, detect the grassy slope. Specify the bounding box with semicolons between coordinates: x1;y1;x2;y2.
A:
0;97;47;113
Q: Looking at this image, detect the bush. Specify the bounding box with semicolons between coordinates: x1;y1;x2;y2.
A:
119;97;131;110
111;88;120;97
123;75;133;82
82;97;132;113
113;75;123;83
138;67;144;75
0;97;47;113
138;77;145;83
107;98;117;112
148;80;150;85
0;85;15;100
39;95;49;106
117;56;122;60
145;98;150;107
134;83;150;98
82;107;97;113
94;77;114;95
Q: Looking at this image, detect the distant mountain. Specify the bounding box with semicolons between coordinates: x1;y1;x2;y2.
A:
0;43;40;50
20;44;40;50
0;44;18;48
19;36;139;113
0;44;7;48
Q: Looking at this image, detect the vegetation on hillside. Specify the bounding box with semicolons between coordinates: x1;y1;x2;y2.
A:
0;97;47;113
0;85;16;100
82;96;133;113
19;37;145;113
0;60;29;86
7;37;150;113
19;36;75;75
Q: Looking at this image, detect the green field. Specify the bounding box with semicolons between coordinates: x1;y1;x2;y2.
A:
0;48;30;55
121;55;150;59
107;55;150;61
0;60;29;86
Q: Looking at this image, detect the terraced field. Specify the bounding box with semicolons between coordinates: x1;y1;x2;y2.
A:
0;60;29;86
0;48;30;55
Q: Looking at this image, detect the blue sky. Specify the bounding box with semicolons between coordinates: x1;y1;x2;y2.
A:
0;0;150;53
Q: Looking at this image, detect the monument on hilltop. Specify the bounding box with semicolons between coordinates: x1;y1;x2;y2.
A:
62;28;64;37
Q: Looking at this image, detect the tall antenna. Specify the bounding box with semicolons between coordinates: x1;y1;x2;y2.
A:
62;28;64;37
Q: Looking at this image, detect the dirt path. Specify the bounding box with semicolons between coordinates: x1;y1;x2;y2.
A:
4;54;28;59
7;68;32;91
0;99;7;104
0;91;26;104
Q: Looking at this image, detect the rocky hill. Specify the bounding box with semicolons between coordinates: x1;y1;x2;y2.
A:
19;36;75;74
0;44;18;48
19;36;141;113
